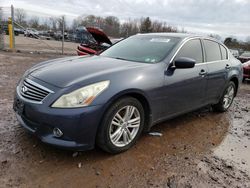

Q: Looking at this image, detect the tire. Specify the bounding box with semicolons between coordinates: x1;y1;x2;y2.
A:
212;81;236;112
96;97;145;154
242;78;245;83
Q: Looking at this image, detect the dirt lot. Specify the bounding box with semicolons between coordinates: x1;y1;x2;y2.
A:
3;35;78;54
0;51;250;188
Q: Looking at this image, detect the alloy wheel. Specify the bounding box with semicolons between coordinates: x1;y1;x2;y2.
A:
223;85;235;109
109;105;141;147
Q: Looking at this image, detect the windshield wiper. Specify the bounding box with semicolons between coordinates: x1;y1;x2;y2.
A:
113;57;128;61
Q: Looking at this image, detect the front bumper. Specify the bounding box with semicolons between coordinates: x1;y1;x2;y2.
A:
14;85;104;151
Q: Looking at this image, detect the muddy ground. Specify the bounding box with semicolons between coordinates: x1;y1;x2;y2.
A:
0;51;250;188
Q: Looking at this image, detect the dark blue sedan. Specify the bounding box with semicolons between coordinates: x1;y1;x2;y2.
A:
14;33;243;153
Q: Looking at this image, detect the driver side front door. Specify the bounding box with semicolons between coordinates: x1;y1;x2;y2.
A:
160;39;208;119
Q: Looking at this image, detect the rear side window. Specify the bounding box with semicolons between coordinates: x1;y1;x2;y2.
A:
204;40;221;62
220;45;228;60
175;39;203;63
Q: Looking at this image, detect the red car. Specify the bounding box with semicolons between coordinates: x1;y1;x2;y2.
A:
238;52;250;63
243;60;250;82
77;27;112;56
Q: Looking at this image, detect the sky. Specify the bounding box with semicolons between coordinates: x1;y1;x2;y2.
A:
1;0;250;41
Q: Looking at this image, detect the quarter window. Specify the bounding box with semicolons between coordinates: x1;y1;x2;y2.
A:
175;39;203;64
220;45;228;60
204;40;221;62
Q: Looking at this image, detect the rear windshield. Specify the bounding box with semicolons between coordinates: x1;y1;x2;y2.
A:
100;35;181;63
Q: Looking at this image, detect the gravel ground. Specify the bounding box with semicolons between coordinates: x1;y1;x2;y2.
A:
0;51;250;188
3;35;78;54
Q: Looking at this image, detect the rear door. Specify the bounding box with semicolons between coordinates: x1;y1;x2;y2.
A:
202;39;229;104
161;39;208;118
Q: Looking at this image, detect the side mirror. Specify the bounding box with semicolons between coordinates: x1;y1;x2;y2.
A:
174;57;196;69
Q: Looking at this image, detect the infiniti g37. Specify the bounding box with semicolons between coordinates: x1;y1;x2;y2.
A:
13;33;243;153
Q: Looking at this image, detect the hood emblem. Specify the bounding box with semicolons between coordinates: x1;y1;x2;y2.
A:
21;85;28;93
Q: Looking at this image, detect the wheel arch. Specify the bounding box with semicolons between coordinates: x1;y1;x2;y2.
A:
229;76;239;96
100;89;153;133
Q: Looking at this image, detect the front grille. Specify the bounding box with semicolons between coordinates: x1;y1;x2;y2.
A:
20;78;52;102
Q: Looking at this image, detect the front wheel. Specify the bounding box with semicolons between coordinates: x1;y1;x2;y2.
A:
96;97;144;154
212;81;236;112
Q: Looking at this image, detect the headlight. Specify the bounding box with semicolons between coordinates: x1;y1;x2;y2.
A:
51;80;110;108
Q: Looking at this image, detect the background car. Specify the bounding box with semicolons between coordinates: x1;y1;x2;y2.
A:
4;26;20;36
229;49;239;58
24;28;39;38
243;60;250;82
76;27;112;55
53;31;69;41
238;51;250;63
14;33;242;154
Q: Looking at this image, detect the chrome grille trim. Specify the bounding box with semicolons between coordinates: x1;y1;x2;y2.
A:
19;78;54;103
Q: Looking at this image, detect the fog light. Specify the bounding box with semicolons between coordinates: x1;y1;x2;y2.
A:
53;128;63;137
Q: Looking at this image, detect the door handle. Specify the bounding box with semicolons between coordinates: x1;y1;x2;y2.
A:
225;64;231;70
199;69;207;76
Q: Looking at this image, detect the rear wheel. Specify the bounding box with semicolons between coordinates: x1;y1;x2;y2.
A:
212;81;236;112
97;97;144;154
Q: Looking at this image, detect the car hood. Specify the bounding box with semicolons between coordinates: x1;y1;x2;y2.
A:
87;27;112;45
29;55;148;88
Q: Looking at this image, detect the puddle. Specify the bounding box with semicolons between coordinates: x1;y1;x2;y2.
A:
213;91;250;175
213;118;250;175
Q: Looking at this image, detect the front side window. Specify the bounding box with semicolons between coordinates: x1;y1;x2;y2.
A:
175;39;203;64
100;35;181;63
204;40;221;62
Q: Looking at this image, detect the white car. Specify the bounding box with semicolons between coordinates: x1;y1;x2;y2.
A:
24;28;39;38
229;49;239;58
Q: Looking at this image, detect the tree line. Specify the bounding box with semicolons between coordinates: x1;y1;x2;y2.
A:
72;15;178;37
224;37;250;51
15;8;65;32
12;8;250;50
14;8;178;38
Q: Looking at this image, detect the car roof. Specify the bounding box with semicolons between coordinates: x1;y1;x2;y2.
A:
241;52;250;56
136;32;216;41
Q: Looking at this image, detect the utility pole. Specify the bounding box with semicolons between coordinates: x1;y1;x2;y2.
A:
11;5;15;49
62;16;64;55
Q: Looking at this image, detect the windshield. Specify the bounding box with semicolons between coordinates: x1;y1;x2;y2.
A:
100;35;181;63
